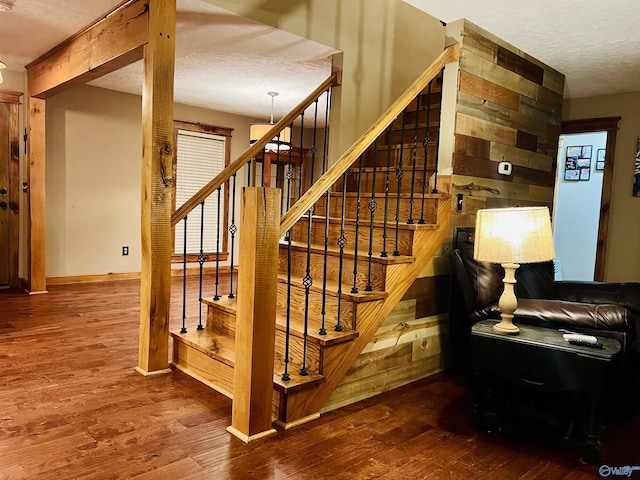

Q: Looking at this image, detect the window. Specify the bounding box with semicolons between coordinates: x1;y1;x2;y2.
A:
173;121;232;260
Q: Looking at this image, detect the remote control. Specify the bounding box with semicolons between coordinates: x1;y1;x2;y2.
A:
562;333;603;348
567;338;603;348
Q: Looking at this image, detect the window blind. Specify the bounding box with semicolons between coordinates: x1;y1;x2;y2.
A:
174;129;226;255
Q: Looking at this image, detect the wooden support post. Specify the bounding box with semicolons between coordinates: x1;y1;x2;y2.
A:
227;187;280;443
26;97;47;294
135;0;176;376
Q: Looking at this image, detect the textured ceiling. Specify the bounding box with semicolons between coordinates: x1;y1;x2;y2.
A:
0;0;638;122
405;0;640;99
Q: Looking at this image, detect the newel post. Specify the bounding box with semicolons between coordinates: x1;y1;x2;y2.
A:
227;187;281;443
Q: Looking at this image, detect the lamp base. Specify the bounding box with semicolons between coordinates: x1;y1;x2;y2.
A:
492;319;520;335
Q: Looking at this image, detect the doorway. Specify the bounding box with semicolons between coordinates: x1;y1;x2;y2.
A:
556;117;621;281
0;92;21;288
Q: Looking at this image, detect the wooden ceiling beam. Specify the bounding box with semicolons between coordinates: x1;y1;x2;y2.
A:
25;0;149;98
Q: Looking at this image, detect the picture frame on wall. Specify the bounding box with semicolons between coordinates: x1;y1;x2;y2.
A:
565;145;592;181
580;167;591;181
596;149;606;171
564;169;579;181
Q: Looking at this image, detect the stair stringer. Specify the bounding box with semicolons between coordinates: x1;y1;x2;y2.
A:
279;196;451;423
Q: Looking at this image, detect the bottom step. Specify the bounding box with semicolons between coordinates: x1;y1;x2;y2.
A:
170;329;325;402
171;330;235;398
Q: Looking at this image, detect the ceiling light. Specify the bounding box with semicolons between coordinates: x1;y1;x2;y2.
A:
249;92;291;152
0;0;14;12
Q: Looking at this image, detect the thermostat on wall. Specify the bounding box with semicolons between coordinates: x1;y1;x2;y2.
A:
498;161;512;176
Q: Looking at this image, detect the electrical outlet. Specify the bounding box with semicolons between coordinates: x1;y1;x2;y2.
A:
122;246;129;256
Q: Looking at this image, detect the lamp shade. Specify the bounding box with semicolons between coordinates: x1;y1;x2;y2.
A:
249;123;291;151
474;207;555;264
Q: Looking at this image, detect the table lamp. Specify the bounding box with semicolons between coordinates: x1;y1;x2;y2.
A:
474;206;555;334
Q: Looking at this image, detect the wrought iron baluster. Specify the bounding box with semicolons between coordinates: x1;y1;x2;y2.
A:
319;188;331;335
394;111;407;256
322;88;331;175
318;89;332;336
197;201;206;330
381;125;393;258
432;68;445;194
297;111;304;200
419;80;432;224
282;229;293;382
309;98;319;186
180;215;188;334
407;91;421;225
228;174;237;298
366;139;378;292
284;137;294;239
335;172;348;332
213;187;222;301
351;154;363;294
300;207;313;376
275;133;282;192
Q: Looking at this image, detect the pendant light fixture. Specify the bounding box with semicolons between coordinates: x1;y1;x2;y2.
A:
249;91;291;152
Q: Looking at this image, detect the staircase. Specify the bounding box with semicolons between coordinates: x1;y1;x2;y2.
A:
169;45;458;434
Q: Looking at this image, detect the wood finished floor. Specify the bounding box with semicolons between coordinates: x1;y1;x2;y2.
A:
1;278;639;479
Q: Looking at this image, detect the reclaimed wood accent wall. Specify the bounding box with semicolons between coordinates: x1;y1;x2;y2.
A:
452;20;564;227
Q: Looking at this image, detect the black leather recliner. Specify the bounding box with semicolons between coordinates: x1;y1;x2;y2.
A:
449;235;640;412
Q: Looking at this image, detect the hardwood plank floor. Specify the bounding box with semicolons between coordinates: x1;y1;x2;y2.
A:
1;279;638;479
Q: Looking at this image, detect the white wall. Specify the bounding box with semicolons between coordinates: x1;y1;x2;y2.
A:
552;131;607;280
46;84;262;278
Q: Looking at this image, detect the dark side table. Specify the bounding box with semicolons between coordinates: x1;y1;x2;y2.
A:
471;319;621;464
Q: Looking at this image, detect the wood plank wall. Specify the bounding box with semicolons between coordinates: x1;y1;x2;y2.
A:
452;20;564;227
324;21;564;412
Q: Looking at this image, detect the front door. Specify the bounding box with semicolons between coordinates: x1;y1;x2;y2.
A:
0;102;10;286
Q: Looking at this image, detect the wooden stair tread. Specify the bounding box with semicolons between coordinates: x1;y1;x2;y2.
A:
275;312;359;346
200;297;359;347
297;214;437;230
273;370;325;393
277;273;387;303
170;329;235;367
325;191;449;200
201;295;236;312
281;240;414;265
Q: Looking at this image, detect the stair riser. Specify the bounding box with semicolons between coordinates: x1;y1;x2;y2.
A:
206;307;236;340
274;330;321;374
315;195;439;225
279;247;388;291
380;125;439;148
276;282;357;330
290;217;414;256
171;337;234;398
337;170;434;196
360;146;438;169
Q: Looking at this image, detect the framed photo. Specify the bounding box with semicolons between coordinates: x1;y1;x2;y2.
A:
564;169;579;181
580;167;590;181
596;149;605;170
565;145;592;181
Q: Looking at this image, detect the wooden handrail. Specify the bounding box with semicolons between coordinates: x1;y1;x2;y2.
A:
279;44;459;237
171;72;341;226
